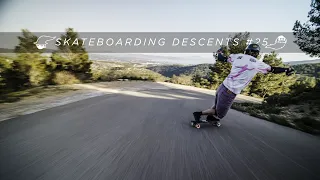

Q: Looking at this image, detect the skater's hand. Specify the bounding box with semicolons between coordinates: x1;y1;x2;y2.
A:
286;67;295;76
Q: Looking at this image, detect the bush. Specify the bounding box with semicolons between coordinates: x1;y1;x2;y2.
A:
263;106;282;114
294;117;320;134
265;93;295;106
93;68;166;82
29;61;52;86
170;74;193;85
53;71;80;85
269;115;291;127
4;60;31;91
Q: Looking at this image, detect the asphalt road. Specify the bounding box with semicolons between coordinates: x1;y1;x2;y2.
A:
1;87;320;180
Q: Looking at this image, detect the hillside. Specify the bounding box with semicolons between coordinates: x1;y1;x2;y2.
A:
285;59;320;65
90;60;167;82
292;63;320;78
147;64;213;78
147;60;320;79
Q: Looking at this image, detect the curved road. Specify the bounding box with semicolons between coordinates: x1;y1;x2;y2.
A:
1;85;320;180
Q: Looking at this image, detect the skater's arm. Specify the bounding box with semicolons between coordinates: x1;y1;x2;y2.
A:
269;66;295;76
256;61;271;74
256;60;294;76
214;48;234;63
216;53;234;64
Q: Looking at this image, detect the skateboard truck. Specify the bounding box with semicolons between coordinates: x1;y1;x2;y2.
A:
190;115;221;129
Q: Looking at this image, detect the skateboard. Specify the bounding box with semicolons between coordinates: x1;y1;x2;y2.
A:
191;115;221;129
190;120;221;129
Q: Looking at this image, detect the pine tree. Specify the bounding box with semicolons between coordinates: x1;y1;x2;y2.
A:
249;52;296;98
13;30;53;86
293;0;320;57
51;28;92;79
4;60;31;90
14;29;43;53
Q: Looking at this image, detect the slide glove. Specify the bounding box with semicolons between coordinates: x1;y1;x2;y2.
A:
270;66;295;76
286;67;295;76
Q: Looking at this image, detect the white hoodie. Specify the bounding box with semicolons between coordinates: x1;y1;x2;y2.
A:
223;54;271;94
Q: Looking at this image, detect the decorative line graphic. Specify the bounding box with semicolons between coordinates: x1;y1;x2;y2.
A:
263;35;287;50
34;35;56;49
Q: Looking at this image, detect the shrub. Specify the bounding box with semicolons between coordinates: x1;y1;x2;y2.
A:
29;61;51;86
294;117;320;134
53;71;80;85
263;106;282;114
170;74;193;85
269;115;291;127
265;93;295;106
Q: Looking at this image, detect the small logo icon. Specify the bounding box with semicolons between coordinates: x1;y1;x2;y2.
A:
34;35;56;49
264;35;287;50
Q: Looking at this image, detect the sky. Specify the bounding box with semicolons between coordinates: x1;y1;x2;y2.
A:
0;0;318;63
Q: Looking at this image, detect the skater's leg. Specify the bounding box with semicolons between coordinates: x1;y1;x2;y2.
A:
202;85;221;116
193;85;221;122
193;109;216;123
214;84;237;119
201;108;216;115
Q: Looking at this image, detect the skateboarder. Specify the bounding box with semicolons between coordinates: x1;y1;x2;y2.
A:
193;43;295;123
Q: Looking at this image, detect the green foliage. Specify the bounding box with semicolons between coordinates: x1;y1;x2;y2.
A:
290;75;317;94
3;29;55;90
208;61;232;89
147;64;212;78
293;63;320;78
4;60;31;91
14;29;43;53
170;74;193;85
249;52;296;98
192;74;212;88
293;0;320;57
16;53;52;86
92;65;166;82
53;71;80;85
51;28;92;79
0;56;12;91
228;32;250;54
293;117;320;134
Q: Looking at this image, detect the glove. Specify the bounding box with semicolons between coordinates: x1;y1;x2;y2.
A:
270;66;295;75
286;67;295;76
215;48;228;62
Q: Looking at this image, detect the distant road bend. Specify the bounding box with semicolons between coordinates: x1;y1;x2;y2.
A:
0;82;320;180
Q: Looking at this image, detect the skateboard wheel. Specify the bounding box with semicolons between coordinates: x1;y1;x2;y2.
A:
216;122;221;127
195;124;201;129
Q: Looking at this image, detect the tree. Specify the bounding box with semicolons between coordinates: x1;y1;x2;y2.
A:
293;0;320;57
0;56;12;92
13;29;53;86
51;28;92;79
14;29;43;53
249;52;297;98
4;60;31;90
170;74;193;85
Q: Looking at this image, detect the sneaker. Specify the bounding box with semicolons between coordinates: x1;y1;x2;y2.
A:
193;112;202;122
207;115;220;122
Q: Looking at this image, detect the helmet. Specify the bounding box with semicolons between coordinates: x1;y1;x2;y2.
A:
245;43;260;58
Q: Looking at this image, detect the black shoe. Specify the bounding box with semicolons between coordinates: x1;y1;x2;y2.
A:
206;115;219;122
193;112;202;122
206;115;215;122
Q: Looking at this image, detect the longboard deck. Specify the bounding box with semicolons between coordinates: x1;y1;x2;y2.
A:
190;120;221;128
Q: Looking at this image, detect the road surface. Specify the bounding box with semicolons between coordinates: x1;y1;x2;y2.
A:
1;85;320;180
